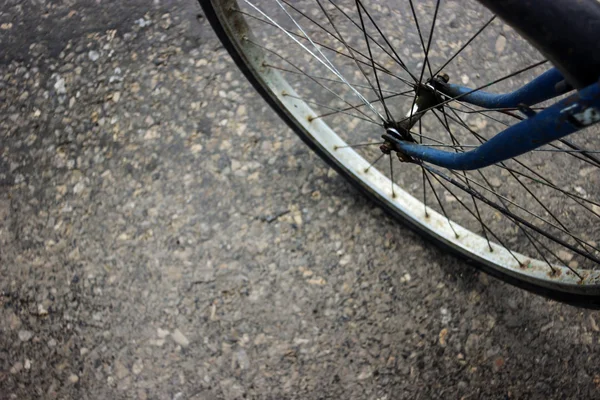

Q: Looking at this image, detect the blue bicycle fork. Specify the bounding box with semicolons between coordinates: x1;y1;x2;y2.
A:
384;68;600;171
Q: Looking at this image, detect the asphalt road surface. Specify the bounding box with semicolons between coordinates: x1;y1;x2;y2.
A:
1;1;600;399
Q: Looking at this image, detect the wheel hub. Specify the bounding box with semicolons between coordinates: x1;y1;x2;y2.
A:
381;74;450;159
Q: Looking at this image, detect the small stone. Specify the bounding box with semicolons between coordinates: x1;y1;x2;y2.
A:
339;254;352;266
191;144;203;154
171;329;190;347
24;359;31;370
135;18;151;28
69;374;79;383
48;339;57;347
157;328;170;338
400;273;411;283
54;77;67;95
112;92;121;102
495;35;507;53
8;313;21;330
590;315;599;332
160;13;172;30
88;50;100;61
357;367;372;380
132;359;143;375
488;177;502;188
236;349;250;370
37;304;48;316
73;181;85;194
1;22;13;30
308;277;326;285
10;362;23;374
236;105;247;117
461;74;469;84
557;250;573;262
439;328;448;347
18;330;33;342
327;168;337;178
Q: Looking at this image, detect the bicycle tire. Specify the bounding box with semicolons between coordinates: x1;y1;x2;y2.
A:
199;0;600;307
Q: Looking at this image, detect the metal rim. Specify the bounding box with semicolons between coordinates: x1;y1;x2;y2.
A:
209;0;600;295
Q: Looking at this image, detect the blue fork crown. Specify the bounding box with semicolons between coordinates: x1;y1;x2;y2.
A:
391;70;600;171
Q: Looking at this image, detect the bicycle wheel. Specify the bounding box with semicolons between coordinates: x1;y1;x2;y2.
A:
199;0;600;306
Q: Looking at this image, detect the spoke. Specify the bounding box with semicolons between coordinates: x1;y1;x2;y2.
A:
449;105;545;115
247;39;381;125
264;63;410;95
407;0;441;126
433;16;496;76
433;108;492;250
418;0;440;85
325;0;418;83
400;60;549;126
335;141;384;149
471;164;558;272
443;106;600;173
274;0;385;121
422;163;600;267
365;152;385;172
424;171;460;237
447;104;517;126
407;0;433;79
445;108;600;211
419;120;429;217
449;169;600;254
389;154;396;198
428;170;523;265
282;92;380;124
355;0;393;120
312;89;415;120
238;9;414;86
245;0;385;122
559;138;600;168
445;108;600;260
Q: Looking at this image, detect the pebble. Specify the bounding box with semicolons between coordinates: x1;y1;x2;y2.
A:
439;328;448;347
69;374;79;383
10;362;23;374
357;367;372;380
88;50;100;61
236;349;250;370
339;254;352;266
134;18;151;28
54;77;67;94
557;250;573;262
157;328;170;338
132;359;144;375
18;330;33;342
495;35;507;53
171;329;190;347
488;177;502;188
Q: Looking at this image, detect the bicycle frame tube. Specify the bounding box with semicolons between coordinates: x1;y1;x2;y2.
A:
386;78;600;171
435;68;567;109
